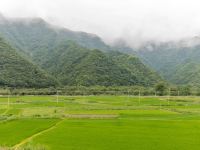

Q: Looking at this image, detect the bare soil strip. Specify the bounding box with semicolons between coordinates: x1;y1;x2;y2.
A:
65;114;118;119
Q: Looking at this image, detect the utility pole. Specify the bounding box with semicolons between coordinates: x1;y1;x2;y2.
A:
7;94;10;108
159;100;162;110
127;88;130;106
168;88;171;106
138;90;141;105
56;90;59;104
7;88;11;109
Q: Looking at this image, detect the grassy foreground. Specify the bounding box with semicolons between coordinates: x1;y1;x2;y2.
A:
0;95;200;149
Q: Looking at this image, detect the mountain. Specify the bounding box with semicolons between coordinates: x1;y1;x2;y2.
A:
0;37;57;88
0;15;163;87
36;41;162;86
131;39;200;87
170;61;200;86
107;51;162;86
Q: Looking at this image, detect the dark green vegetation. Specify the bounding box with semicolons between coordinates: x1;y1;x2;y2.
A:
1;95;200;149
0;16;162;87
40;42;161;86
0;37;57;88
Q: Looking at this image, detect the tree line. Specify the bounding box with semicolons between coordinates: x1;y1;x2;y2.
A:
0;83;198;96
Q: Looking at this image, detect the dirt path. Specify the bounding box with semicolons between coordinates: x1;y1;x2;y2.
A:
65;114;118;119
13;119;64;150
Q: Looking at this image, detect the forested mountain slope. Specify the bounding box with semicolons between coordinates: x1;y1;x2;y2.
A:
0;15;163;87
0;37;57;87
38;41;162;86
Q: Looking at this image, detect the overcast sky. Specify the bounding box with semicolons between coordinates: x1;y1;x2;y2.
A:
1;0;200;47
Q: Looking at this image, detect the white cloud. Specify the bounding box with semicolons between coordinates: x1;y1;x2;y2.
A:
1;0;200;46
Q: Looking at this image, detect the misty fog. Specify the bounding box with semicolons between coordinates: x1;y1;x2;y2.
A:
1;0;200;48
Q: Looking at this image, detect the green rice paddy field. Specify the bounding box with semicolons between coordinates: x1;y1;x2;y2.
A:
1;95;200;149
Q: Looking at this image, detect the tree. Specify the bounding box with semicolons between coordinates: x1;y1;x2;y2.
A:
155;82;167;96
179;85;191;96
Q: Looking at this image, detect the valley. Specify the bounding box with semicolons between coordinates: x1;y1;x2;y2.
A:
0;12;200;150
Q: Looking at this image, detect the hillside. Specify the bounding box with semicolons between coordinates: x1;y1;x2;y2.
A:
107;51;162;86
169;61;200;87
36;41;162;86
0;37;57;88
